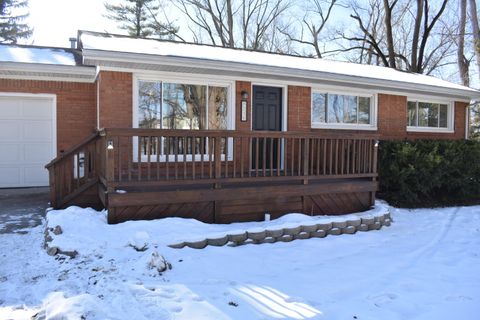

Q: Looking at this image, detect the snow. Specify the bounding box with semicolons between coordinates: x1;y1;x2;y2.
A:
0;45;77;65
1;202;480;319
80;32;478;95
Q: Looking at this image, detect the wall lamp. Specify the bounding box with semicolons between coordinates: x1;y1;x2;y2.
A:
107;140;114;150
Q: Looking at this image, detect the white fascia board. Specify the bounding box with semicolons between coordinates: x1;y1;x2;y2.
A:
82;49;480;101
0;61;97;83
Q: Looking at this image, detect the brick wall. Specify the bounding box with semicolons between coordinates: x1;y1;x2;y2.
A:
377;93;408;139
0;76;467;158
0;79;96;154
287;86;311;132
281;87;467;140
98;71;133;128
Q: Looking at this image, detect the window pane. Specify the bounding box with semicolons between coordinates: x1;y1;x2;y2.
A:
418;102;434;127
162;83;206;130
138;81;161;128
343;95;357;123
407;101;417;126
328;94;344;123
428;103;439;127
439;104;448;128
312;92;326;123
358;96;371;124
208;86;228;130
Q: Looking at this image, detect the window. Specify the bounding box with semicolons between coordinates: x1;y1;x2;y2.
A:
407;99;452;131
138;80;229;130
312;91;375;129
136;79;232;160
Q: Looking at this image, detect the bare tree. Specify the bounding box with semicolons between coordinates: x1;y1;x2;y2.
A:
344;0;451;74
175;0;290;51
278;0;338;58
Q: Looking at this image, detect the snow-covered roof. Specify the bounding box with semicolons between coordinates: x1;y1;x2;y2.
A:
78;31;480;100
0;44;80;66
0;44;96;82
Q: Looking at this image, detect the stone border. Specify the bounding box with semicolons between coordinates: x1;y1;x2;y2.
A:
169;211;393;249
43;224;78;258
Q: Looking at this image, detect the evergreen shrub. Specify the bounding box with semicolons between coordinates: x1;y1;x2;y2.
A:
378;139;480;207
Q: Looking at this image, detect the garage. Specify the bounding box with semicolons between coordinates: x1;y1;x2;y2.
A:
0;94;56;188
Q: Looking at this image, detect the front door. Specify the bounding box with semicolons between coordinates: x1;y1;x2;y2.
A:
252;86;282;171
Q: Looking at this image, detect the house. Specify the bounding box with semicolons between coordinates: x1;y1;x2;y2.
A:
1;30;479;224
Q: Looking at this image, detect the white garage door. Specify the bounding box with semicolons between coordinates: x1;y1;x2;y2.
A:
0;95;56;188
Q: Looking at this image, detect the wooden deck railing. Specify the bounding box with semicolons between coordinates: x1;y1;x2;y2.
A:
45;132;102;208
46;128;378;210
100;128;379;189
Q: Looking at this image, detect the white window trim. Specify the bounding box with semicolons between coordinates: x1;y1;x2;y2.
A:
406;97;455;133
310;89;378;131
132;73;235;162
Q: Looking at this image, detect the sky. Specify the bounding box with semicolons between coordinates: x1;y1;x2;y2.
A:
12;0;471;88
25;0;122;47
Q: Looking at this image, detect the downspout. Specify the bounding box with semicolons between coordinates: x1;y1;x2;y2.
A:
465;102;470;140
96;67;100;129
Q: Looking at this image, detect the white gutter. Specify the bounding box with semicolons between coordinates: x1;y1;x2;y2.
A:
82;49;480;101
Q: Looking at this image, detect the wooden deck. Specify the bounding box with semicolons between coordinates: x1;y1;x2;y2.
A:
46;129;379;224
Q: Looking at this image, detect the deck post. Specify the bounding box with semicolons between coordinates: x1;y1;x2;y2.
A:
371;140;379;205
106;137;115;193
48;166;57;208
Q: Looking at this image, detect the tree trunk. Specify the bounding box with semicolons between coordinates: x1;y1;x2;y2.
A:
226;0;234;47
411;0;424;72
468;0;480;79
383;0;396;68
458;0;470;86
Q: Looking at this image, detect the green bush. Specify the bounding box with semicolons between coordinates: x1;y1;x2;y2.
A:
378;139;480;207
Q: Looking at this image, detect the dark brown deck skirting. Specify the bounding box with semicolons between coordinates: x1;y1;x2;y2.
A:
107;180;377;207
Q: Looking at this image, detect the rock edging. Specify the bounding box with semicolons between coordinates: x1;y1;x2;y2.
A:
169;211;393;249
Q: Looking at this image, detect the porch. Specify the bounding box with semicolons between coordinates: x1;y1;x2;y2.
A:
46;129;379;224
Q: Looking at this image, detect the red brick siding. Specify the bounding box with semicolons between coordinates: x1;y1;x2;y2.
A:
287;85;311;132
281;88;467;140
98;71;133;128
0;79;96;154
0;75;467;158
377;94;408;139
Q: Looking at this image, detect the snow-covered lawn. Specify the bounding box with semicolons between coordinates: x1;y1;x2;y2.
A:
1;202;479;319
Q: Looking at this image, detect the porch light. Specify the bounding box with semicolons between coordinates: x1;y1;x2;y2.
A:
107;140;114;150
241;91;248;122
